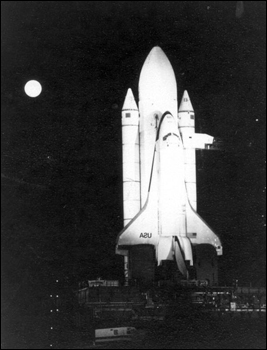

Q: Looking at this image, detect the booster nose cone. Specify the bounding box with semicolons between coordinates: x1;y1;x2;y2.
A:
122;88;138;111
179;90;194;112
139;46;177;103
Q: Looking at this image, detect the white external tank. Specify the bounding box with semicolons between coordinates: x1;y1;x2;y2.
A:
139;47;178;206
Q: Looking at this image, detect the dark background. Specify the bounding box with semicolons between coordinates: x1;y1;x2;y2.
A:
1;1;266;347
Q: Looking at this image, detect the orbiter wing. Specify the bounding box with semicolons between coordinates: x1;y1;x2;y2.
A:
186;202;223;255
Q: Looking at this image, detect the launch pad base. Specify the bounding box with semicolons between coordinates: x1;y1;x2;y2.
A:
74;281;266;327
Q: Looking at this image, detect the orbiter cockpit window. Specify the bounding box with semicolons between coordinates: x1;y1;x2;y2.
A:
163;133;180;141
163;133;171;141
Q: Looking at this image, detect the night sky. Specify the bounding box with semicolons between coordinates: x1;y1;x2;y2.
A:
1;0;266;329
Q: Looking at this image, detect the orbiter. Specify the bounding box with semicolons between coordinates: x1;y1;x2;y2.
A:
116;47;222;285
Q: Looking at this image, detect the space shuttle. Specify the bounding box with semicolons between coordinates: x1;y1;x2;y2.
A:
116;47;222;286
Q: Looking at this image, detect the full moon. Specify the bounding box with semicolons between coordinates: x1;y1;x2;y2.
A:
24;80;42;97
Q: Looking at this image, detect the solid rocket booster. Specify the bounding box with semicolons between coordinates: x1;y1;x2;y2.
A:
118;47;222;283
121;88;140;227
178;91;197;210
